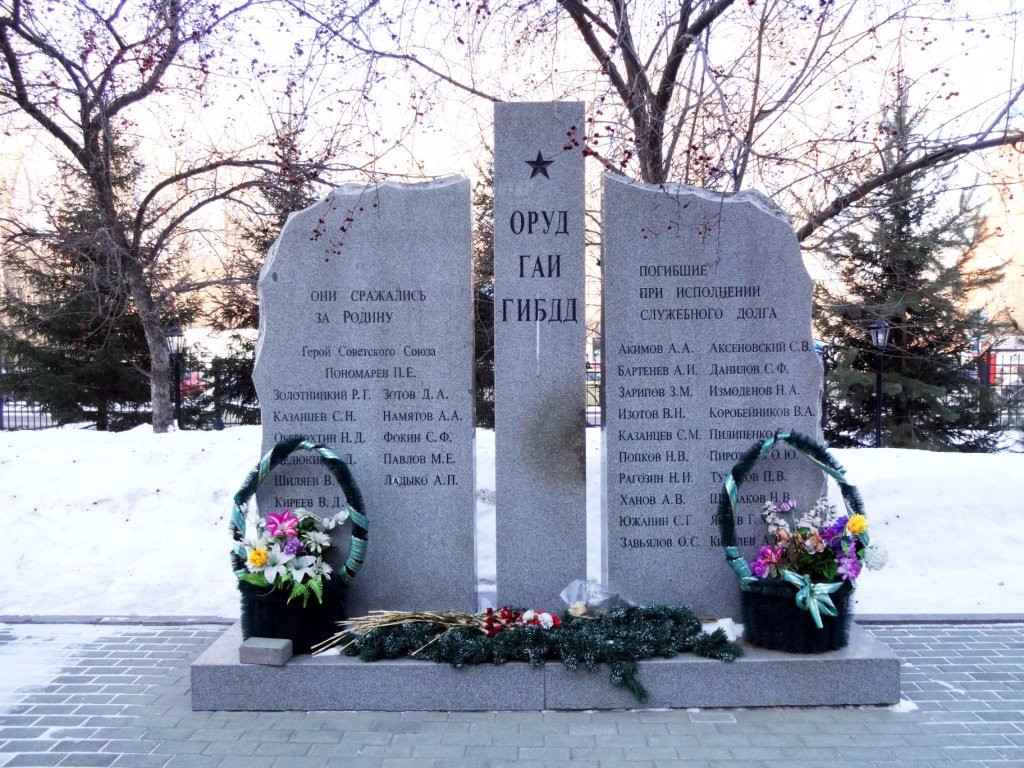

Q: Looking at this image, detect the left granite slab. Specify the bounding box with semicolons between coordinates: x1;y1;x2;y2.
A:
191;623;545;711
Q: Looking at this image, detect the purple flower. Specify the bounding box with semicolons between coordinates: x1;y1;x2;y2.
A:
750;559;769;579
823;516;848;540
837;552;861;582
283;537;304;556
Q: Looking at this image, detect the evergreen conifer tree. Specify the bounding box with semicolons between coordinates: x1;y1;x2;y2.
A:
1;150;157;430
816;93;1010;451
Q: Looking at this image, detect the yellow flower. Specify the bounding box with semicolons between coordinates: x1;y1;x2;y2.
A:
247;547;269;568
846;514;868;536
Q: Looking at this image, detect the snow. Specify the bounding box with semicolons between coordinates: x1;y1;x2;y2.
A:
1;426;1021;619
888;699;920;713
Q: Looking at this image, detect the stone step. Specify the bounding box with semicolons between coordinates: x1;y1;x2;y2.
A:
191;622;900;711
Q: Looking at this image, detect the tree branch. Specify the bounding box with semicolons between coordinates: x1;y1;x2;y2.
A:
341;38;499;103
0;19;86;165
654;0;693;116
558;0;633;111
163;276;256;300
146;180;267;266
132;158;277;249
97;0;183;124
796;132;1024;242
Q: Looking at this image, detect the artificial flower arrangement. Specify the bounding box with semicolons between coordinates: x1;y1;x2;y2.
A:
750;496;887;586
234;507;350;607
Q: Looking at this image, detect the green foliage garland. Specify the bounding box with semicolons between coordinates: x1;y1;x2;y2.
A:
326;604;742;701
230;435;368;584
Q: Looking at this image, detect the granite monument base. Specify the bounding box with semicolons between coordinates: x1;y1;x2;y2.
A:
191;622;900;710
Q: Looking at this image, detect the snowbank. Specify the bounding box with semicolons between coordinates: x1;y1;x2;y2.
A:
1;426;1020;618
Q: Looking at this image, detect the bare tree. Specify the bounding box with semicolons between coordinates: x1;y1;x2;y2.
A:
292;0;1023;244
0;0;287;431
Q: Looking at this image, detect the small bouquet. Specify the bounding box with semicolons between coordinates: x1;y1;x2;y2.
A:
234;507;350;607
750;496;887;585
480;607;562;637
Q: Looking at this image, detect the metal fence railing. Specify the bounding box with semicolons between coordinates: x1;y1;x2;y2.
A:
988;349;1024;428
0;367;260;431
0;400;57;430
586;364;602;426
0;393;260;431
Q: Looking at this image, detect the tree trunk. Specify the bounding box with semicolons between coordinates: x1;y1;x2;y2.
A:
122;258;174;432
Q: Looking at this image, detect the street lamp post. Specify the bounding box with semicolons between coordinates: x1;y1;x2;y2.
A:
165;327;185;429
869;319;891;448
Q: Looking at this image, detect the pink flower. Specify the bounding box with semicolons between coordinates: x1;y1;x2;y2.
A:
265;510;299;538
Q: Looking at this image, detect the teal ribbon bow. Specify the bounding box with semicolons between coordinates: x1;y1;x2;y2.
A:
781;569;842;629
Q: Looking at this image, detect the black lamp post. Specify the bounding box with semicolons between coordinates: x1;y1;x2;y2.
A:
165;327;185;429
869;319;891;448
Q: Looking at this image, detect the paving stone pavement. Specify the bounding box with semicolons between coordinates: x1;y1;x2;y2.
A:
0;622;1021;768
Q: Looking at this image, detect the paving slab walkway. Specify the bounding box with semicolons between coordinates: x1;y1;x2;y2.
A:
0;622;1021;768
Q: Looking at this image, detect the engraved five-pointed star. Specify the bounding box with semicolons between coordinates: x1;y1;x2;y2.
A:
526;150;554;179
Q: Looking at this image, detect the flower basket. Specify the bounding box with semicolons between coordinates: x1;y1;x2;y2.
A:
230;436;368;654
238;577;349;655
718;431;875;654
740;577;853;653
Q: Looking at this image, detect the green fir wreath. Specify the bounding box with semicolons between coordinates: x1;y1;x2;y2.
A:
315;604;742;701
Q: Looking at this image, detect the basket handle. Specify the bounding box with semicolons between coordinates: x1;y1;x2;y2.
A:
719;431;865;587
231;436;368;584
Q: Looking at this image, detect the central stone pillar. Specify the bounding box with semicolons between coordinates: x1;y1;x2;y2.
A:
493;101;587;607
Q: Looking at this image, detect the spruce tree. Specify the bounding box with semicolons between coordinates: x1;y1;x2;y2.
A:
215;118;323;331
816;93;1009;452
1;154;154;430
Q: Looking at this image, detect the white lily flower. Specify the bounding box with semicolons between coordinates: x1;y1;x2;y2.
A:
288;555;317;583
262;544;294;585
243;508;264;547
320;506;352;531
